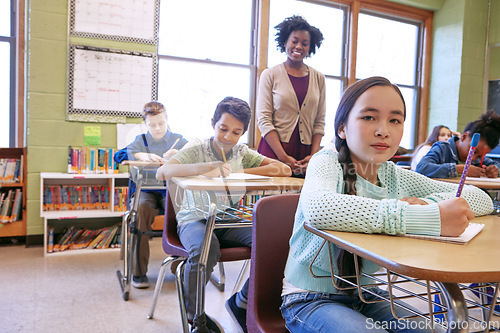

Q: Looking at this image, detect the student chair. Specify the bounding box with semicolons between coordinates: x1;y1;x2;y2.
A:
247;193;300;333
147;182;252;333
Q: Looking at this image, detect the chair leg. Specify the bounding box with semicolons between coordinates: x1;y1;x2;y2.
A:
232;259;250;295
175;260;190;333
147;256;179;319
209;262;226;292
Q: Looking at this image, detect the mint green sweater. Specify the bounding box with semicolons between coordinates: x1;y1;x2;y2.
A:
284;148;494;294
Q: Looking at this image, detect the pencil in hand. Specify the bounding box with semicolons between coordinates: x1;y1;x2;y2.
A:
456;133;480;197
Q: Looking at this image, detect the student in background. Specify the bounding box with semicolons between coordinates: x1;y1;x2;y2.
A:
256;15;325;176
114;101;188;289
156;97;291;333
416;110;500;178
281;77;493;333
410;125;454;171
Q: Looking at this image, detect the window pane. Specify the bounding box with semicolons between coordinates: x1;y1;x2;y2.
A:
356;13;418;85
158;0;253;65
268;0;345;76
158;59;251;143
0;43;10;147
322;78;342;147
0;1;10;37
399;87;417;149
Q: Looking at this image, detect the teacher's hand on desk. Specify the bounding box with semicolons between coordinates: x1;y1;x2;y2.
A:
438;197;474;237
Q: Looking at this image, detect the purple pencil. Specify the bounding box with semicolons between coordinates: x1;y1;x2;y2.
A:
456;133;480;197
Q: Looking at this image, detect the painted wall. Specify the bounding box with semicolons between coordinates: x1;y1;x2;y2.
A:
26;0;152;236
427;0;498;136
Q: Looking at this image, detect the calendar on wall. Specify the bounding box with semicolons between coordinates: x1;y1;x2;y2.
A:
69;0;160;44
67;45;158;120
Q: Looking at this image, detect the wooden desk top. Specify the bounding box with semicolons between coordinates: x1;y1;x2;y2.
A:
171;176;304;192
304;215;500;283
437;177;500;190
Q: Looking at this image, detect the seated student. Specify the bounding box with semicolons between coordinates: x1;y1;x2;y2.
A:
281;77;493;333
114;101;188;289
416;110;500;178
410;125;454;171
156;96;291;333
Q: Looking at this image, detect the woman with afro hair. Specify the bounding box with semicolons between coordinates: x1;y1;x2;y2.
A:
256;15;326;176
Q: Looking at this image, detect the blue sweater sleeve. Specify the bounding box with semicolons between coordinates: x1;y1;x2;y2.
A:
415;144;458;178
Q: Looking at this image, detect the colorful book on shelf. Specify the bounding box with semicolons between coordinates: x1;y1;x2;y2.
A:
402;222;484;244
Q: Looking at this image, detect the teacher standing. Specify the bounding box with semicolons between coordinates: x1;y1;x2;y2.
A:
256;15;326;176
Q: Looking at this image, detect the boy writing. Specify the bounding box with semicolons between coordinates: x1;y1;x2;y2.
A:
156;96;291;333
114;101;188;289
416;110;500;178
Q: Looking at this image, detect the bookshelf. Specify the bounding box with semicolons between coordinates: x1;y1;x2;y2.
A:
0;148;27;238
40;172;129;256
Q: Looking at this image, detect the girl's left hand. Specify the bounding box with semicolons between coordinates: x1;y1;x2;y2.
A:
400;197;428;205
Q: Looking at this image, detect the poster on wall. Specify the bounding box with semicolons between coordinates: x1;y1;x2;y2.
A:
488;79;500;115
69;0;159;44
67;45;158;122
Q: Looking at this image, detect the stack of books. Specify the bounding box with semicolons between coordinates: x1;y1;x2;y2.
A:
43;185;111;211
47;224;121;253
0;189;23;223
0;157;23;183
68;146;119;174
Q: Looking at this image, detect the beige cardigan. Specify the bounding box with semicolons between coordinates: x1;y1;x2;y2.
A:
256;63;326;145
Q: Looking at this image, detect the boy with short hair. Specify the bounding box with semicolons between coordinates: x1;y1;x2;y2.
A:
416;110;500;178
114;101;188;288
156;96;291;333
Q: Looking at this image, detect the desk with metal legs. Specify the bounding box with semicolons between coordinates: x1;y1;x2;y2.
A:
304;215;500;333
168;176;304;331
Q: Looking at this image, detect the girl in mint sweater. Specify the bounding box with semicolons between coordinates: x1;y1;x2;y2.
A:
281;77;493;332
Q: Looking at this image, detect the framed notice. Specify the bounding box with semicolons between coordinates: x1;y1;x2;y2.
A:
488;79;500;115
69;0;159;44
67;45;158;120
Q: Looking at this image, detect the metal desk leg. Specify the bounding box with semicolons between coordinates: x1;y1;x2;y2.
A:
436;282;468;333
192;202;217;332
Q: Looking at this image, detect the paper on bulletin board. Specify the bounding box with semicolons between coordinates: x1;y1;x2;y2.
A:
84;126;101;145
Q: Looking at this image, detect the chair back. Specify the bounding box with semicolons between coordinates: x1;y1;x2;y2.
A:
162;181;188;257
247;193;300;333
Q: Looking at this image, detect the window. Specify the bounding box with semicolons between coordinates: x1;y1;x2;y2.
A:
356;11;422;149
157;0;256;143
0;0;15;147
266;0;430;149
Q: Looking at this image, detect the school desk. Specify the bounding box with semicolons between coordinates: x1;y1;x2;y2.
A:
304;215;500;332
117;160;166;301
169;175;304;324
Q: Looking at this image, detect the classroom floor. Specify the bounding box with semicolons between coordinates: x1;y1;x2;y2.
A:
0;237;245;332
2;237;499;333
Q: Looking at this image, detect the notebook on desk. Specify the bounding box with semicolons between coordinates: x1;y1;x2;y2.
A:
203;173;272;181
466;177;500;182
402;223;484;245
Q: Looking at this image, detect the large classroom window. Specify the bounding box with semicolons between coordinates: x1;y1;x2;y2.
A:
157;0;431;149
157;0;256;143
0;0;16;147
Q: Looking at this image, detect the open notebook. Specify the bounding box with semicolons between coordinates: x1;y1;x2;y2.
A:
203;173;272;181
401;223;484;245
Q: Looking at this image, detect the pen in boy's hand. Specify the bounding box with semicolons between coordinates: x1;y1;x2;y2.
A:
170;137;181;150
479;150;486;167
456;133;480;197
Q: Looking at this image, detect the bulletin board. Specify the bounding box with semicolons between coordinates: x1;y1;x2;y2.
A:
67;45;158;120
69;0;160;45
489;79;500;115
